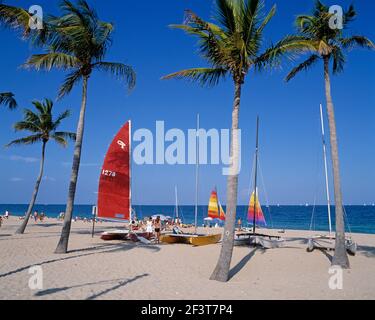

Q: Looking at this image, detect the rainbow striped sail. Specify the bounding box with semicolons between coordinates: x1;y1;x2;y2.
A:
208;189;226;221
248;189;266;226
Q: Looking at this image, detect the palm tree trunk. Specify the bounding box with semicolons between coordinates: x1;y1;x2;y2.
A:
15;141;46;234
210;81;242;282
55;76;89;254
323;56;349;268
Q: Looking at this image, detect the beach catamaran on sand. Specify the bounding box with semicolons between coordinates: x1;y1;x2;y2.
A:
234;117;285;248
160;115;222;246
96;120;150;243
307;105;357;255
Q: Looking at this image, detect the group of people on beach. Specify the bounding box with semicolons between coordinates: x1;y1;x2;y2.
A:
129;215;183;244
32;211;46;222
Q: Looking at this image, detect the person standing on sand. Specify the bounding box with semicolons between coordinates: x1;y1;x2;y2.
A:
4;211;9;219
33;211;39;222
0;216;3;227
146;217;153;239
237;218;242;231
154;216;161;244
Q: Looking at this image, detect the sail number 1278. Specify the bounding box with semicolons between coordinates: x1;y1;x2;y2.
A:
102;169;116;177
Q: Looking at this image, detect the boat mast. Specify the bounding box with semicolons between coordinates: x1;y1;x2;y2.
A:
253;116;259;234
320;104;332;236
194;114;200;234
175;185;179;220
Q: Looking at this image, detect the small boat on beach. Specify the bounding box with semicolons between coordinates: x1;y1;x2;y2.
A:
234;117;285;249
96;120;137;241
160;115;221;246
307;105;357;256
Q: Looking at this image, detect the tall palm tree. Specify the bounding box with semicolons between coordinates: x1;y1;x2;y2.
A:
163;0;308;282
285;1;374;269
23;0;136;254
7;99;75;234
0;92;17;109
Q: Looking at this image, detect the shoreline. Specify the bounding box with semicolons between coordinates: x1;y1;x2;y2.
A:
1;217;375;300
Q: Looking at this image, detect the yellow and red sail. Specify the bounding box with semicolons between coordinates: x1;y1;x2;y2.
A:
208;189;226;221
248;189;266;226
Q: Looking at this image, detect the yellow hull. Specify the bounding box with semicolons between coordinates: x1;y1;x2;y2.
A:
160;233;221;246
188;234;222;246
160;234;190;244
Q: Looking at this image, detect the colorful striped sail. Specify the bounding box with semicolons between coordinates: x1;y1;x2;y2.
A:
219;202;226;221
248;189;266;226
208;189;226;221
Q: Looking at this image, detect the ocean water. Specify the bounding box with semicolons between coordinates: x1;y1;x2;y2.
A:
1;204;375;234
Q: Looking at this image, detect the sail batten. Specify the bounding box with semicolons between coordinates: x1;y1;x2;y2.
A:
98;121;131;221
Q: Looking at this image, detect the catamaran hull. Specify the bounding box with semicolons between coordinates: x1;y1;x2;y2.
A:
100;230;130;241
234;232;285;249
161;233;222;246
307;237;357;256
249;236;285;249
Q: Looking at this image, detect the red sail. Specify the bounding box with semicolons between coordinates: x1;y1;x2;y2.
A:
98;121;131;220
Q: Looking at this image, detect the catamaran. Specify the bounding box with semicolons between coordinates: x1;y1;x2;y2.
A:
160;115;222;246
234;117;285;249
307;105;357;255
96;120;150;243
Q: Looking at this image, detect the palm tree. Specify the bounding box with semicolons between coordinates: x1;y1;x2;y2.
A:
7;99;75;234
0;92;17;109
285;1;374;269
23;0;136;254
162;0;308;282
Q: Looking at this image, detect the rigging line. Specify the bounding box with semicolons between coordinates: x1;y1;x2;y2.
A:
310;145;322;232
258;153;273;229
343;205;353;237
310;109;325;232
245;152;257;226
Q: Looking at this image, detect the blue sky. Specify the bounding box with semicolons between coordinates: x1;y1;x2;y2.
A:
0;0;374;205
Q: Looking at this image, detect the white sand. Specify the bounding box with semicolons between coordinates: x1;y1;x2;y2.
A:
0;217;374;300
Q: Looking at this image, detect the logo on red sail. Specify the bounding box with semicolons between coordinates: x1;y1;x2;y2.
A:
117;140;127;150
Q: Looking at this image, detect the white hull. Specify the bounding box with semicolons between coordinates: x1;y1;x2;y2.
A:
307;236;357;256
234;233;285;249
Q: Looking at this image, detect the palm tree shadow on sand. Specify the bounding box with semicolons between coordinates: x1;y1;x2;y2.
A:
0;243;159;279
228;247;265;280
34;273;149;299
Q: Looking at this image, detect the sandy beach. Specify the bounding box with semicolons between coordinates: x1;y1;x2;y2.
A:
0;216;374;300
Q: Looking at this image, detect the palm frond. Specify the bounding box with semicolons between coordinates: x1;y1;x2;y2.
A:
53;131;76;141
0;92;17;109
94;62;136;91
215;0;236;34
285;54;320;81
52;110;71;130
256;35;316;68
14;120;41;133
6;134;43;147
58;70;83;99
162;67;227;87
50;135;68;147
23;52;80;71
0;4;31;37
340;36;375;50
332;46;345;74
